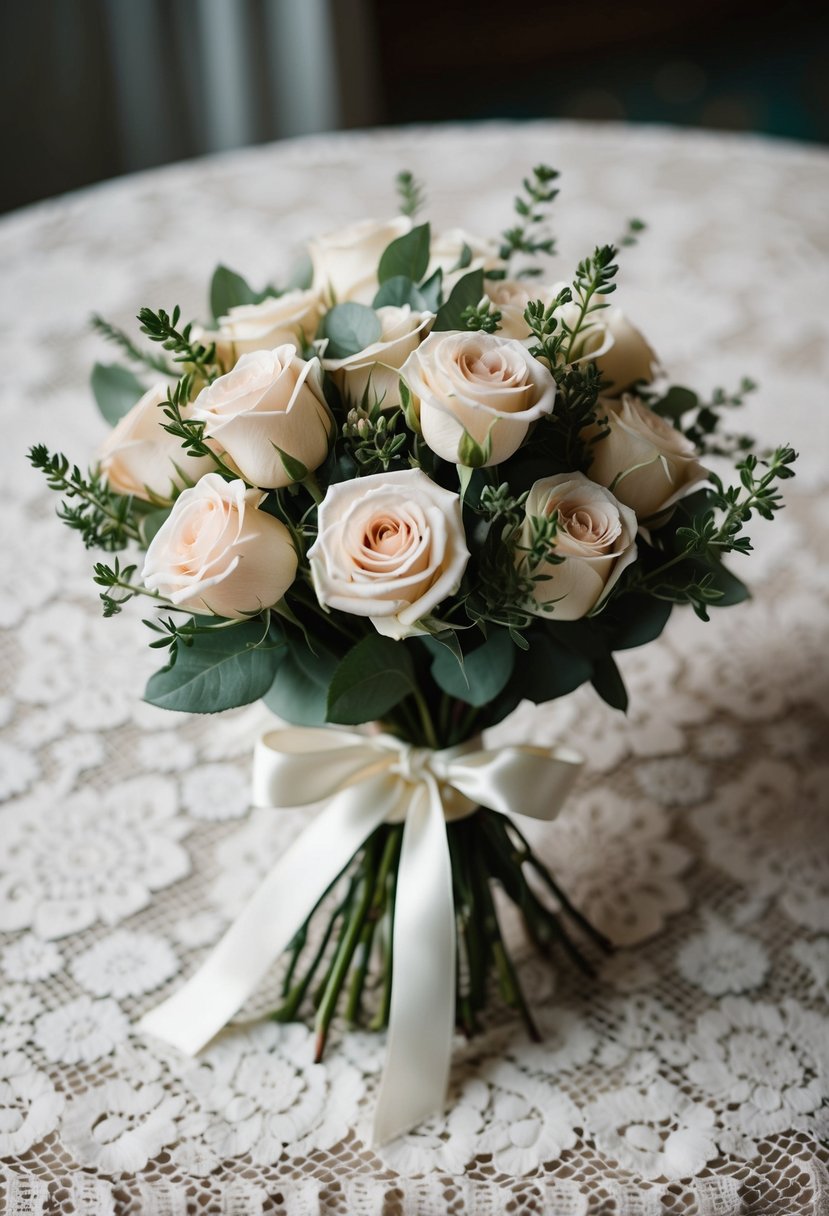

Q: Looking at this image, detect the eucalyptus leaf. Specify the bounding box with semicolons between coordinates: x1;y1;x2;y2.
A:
651;386;698;422
327;635;415;725
418;268;443;312
426;628;515;707
605;594;672;650
433;269;484;331
138;508;172;547
689;559;750;606
377;224;430;285
320;303;382;360
264;639;339;727
372;276;429;310
91;363;146;427
145;622;282;713
210;265;258;322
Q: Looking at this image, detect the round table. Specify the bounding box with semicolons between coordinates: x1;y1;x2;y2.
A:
1;121;827;1216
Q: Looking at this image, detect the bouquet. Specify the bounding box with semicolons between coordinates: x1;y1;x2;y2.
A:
30;165;795;1142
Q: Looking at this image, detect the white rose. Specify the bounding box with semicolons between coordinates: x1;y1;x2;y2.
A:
97;383;214;502
323;305;433;408
142;474;297;619
487;280;568;343
587;394;708;519
520;472;638;620
190;346;333;488
402;331;556;466
308;468;470;639
197;290;322;367
426;228;504;292
309;217;413;305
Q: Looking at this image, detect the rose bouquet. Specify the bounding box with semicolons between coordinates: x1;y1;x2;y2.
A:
30;166;795;1141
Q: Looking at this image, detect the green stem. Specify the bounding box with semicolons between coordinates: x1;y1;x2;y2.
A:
410;684;439;749
314;840;379;1060
344;827;402;1026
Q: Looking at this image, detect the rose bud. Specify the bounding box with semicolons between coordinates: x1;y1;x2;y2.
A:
309;217;413;305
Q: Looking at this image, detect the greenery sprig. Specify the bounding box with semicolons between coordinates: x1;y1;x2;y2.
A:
159;374;241;481
91;313;175;376
137;305;220;373
461;298;502;334
396;170;426;219
28;445;140;550
500;164;559;271
93;557;163;617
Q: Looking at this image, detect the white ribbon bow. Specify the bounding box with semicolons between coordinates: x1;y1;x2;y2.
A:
140;727;581;1144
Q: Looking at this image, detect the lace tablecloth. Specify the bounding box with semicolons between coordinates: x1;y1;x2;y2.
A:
1;120;828;1215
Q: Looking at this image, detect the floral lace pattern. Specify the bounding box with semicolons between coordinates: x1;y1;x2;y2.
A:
0;121;828;1214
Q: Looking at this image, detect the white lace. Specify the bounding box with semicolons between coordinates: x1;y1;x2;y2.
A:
1;119;827;1215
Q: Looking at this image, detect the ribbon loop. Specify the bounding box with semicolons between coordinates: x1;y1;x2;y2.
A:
140;724;582;1145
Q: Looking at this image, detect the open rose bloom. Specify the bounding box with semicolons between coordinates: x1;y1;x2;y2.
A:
33;164;793;1103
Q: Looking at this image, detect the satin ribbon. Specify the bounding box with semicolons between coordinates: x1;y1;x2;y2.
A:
139;726;581;1145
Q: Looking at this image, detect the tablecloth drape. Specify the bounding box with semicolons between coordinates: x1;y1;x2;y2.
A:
1;120;827;1215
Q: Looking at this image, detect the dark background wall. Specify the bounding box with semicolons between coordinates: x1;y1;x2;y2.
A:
2;0;826;215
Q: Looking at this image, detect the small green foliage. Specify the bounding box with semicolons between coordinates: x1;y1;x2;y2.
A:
618;217;646;248
91;314;174;376
210;264;278;322
343;395;408;473
92;556;155;616
433;269;485;332
158;375;239;481
395;170;426;219
91;362;146;427
500;164;559;267
28;444;140;550
460;298;502;334
137;305;219;373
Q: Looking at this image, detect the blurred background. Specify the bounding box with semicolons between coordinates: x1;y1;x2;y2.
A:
2;0;826;215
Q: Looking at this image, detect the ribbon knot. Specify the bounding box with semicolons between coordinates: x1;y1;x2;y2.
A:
140;725;582;1146
390;742;433;786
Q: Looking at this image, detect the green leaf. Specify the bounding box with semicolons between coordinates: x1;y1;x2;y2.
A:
264;638;340;726
144;622;282;713
427;628;515;707
91;363;146;427
138;508;172;547
378;223;430;285
418;268;443;311
606;595;673;650
209;265;258;322
287;252;313;291
319;303;382;360
327;635;415;725
433;269;484;331
651;386;698;422
591;655;628;711
457;426;492;469
515;629;594;703
372;276;429;310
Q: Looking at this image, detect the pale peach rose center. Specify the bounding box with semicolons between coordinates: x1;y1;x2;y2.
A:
549;498;621;555
460;348;527;387
366;516;411;557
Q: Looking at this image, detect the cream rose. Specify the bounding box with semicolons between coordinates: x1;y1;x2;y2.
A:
308;468;470;639
197;290;322;367
587;394;708;520
426;229;504;292
323;305;433;408
402;331;556;466
555;304;657;393
98;383;214;502
190;346;333;489
520;472;638;619
142;474;297;618
309;217;413;305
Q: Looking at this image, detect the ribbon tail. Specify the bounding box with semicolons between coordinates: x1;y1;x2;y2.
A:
372;774;455;1146
139;773;396;1056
